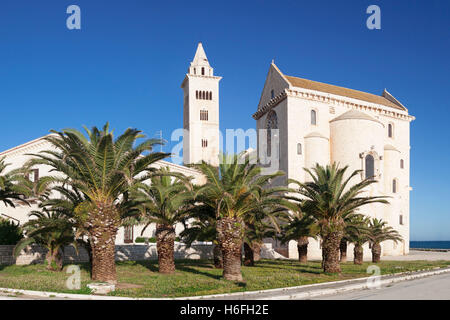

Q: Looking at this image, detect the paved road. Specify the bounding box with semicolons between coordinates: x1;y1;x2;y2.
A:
315;272;450;300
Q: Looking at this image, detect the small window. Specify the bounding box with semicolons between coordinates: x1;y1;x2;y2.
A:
311;110;317;125
365;155;375;180
209;91;212;100
392;179;397;193
124;226;134;244
28;169;39;183
202;139;208;148
194;68;196;75
400;159;404;169
388;123;394;138
297;143;302;155
271;90;274;99
201;67;205;75
399;215;404;225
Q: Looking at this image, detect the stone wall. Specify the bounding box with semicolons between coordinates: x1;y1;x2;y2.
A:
0;243;213;266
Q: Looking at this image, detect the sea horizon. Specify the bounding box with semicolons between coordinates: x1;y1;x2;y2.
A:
410;241;450;249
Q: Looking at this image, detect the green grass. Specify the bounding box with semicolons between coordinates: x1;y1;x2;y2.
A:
0;259;449;298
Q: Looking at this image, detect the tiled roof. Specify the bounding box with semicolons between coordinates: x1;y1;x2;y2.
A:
284;75;406;111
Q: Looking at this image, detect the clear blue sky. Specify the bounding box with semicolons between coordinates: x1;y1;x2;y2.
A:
0;1;449;240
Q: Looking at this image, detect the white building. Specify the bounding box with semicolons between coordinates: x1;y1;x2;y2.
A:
0;43;413;259
254;62;414;259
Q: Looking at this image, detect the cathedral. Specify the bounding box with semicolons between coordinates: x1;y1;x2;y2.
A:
0;43;414;259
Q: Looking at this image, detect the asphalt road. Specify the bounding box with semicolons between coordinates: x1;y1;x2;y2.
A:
315;272;450;300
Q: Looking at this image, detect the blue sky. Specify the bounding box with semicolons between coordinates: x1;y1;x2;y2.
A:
0;0;449;240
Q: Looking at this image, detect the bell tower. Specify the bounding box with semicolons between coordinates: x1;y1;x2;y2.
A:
181;43;221;166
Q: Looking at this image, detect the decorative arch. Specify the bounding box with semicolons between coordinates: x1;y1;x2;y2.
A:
311;109;317;125
360;149;381;180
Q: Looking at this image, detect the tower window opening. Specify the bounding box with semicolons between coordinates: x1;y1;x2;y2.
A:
201;139;208;148
392;179;397;193
400;159;404;169
271;90;274;99
399;215;404;225
201;67;205;75
200;110;208;121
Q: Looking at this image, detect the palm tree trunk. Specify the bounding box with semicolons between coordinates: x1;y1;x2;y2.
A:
213;243;223;268
156;224;176;274
322;231;342;273
252;242;262;262
297;236;309;263
339;239;347;262
372;242;381;263
243;242;254;266
45;247;63;271
217;217;244;281
353;244;363;265
90;225;118;284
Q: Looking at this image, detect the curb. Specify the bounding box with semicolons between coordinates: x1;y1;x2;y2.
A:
1;267;449;300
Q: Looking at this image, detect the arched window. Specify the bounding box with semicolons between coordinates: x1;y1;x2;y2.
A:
365;155;375;179
400;159;404;169
392;179;397;193
201;67;205;75
297;143;302;155
194;68;196;75
388;123;394;138
399;215;404;225
266;110;278;157
311;110;317;125
210;91;212;100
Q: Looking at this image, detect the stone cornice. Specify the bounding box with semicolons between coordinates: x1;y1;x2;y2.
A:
0;135;54;159
181;74;222;88
252;88;415;122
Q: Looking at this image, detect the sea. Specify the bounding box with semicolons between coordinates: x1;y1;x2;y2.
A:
410;241;450;250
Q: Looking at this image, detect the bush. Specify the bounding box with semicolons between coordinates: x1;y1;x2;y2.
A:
135;237;147;243
0;218;23;245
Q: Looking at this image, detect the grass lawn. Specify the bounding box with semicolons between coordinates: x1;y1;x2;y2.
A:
1;259;450;298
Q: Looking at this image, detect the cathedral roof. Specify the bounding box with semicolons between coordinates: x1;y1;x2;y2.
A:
330;110;383;125
283;74;407;111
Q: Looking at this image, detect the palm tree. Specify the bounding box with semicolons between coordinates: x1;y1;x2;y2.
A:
179;201;222;268
346;214;370;265
135;168;193;274
279;210;319;263
14;210;76;271
0;158;28;208
26;124;168;283
193;153;285;281
368;218;402;263
298;163;389;273
340;212;363;263
243;219;277;266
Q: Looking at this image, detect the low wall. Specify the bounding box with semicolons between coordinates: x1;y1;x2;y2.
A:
0;243;213;266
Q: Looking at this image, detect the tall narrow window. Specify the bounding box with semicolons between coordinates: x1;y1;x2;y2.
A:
388;123;394;138
392;179;397;193
202;139;208;148
266;110;278;157
311;110;317;125
201;67;205;75
297;143;302;155
365;155;375;179
271;90;274;99
194;68;196;75
209;91;212;100
399;215;404;225
400;159;404;169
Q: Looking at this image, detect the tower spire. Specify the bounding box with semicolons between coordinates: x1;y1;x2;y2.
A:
188;43;214;76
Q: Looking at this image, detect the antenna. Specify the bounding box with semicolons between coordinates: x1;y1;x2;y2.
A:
155;130;163;152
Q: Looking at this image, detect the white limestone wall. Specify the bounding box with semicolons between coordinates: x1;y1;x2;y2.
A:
304;133;330;180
